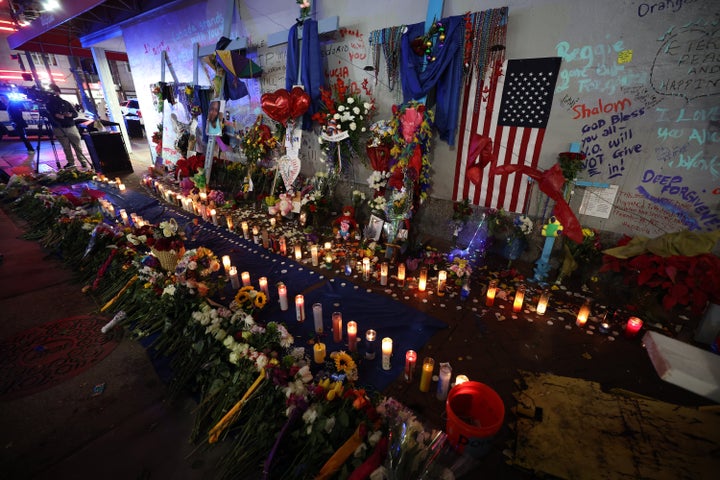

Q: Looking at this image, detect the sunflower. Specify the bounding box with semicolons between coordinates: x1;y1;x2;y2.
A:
234;290;251;306
332;351;357;374
253;291;267;309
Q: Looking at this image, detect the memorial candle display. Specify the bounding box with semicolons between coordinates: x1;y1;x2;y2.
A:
221;255;231;274
625;316;643;338
576;300;591;327
419;357;434;392
241;271;251;287
380;262;388;286
279;237;287;256
294;244;302;260
295;294;305;322
229;266;240;289
252;226;260;244
365;329;377;360
313;342;326;364
381;337;393;370
313;303;323;334
258;277;269;297
362;257;371;281
397;263;406;287
418;267;428;292
278;283;288;311
347;321;358;352
513;284;526;312
404;350;417;383
536;289;550;315
210;208;217;225
241;221;249;239
485;279;498;306
332;312;343;343
119;209;129;226
311;245;319;266
226;215;234;231
436;362;452;401
437;270;447;296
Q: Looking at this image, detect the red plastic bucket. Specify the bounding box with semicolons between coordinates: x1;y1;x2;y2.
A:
445;381;505;457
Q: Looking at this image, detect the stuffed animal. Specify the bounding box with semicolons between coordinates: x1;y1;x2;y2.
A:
333;206;357;240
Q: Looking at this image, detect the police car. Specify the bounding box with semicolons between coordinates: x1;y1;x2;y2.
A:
0;92;44;136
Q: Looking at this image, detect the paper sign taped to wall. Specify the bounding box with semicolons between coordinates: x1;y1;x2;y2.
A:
617;50;633;64
579;185;618;218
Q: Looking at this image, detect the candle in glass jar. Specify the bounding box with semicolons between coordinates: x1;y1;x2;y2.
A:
313;342;326;364
365;329;377;360
210;208;218;225
241;271;251;287
536;289;550;315
324;241;332;250
404;350;417;383
576;300;591;327
625;316;643;338
436;362;452;401
299;211;307;226
279;236;287;256
226;215;234;231
419;357;434;392
294;244;302;261
252;225;260;244
295;294;305;322
324;252;333;266
362;257;371;281
242;221;249;239
418;267;428;292
278;283;288;311
381;337;393;370
397;263;406;287
513;284;526;312
313;303;323;334
485;279;498;306
269;217;276;228
332;312;343;343
229;266;240;289
380;262;388;286
119;209;129;226
454;374;469;386
221;255;231;274
347;321;358;352
258;277;269;297
311;245;319;266
437;270;447;296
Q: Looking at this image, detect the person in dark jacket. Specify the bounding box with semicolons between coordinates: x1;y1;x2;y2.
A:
46;84;89;169
8;101;35;153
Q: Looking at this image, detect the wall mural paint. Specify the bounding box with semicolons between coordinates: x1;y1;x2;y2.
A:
555;2;719;238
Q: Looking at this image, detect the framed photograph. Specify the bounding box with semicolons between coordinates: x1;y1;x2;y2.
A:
206;99;225;136
365;214;384;242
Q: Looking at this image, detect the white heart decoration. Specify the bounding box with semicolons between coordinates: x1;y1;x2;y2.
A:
278;155;301;191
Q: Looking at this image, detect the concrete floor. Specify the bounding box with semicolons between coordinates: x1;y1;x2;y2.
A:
0;131;717;479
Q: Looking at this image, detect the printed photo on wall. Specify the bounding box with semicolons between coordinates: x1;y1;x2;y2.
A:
365;215;384;242
206;99;225;136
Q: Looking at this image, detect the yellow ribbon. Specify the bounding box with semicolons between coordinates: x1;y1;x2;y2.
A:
100;274;138;312
315;424;365;480
208;368;266;444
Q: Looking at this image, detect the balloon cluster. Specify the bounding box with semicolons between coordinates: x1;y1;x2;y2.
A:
260;87;311;126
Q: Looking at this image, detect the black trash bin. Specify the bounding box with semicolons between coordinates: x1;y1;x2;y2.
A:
126;119;145;138
82;131;133;174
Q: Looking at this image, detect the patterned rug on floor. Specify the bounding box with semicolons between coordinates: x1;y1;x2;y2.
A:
0;315;119;401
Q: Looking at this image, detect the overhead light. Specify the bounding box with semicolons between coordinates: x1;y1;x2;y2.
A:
43;1;61;11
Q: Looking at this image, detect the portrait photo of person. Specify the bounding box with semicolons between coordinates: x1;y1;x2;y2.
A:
206;99;225;136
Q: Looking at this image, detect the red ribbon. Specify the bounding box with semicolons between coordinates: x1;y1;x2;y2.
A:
465;133;494;186
492;162;583;244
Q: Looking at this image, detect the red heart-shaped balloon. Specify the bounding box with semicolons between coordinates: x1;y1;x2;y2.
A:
261;89;291;124
289;86;311;119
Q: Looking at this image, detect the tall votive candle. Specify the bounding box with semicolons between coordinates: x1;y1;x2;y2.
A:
485;279;498;306
437;270;447;296
313;342;326;364
418;267;428;292
313;303;323;334
332;312;343;343
347;321;358;352
397;263;406;287
365;329;377;360
295;294;305;322
278;283;288;311
258;277;269;297
381;337;393;370
404;350;417;383
513;284;526;312
419;357;434;392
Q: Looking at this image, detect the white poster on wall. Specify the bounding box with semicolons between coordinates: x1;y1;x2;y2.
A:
579;185;618;219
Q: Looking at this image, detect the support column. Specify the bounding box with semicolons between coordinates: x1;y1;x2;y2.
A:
91;46;132;153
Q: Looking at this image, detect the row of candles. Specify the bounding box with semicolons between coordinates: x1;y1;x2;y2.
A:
93;174;127;192
485;280;644;338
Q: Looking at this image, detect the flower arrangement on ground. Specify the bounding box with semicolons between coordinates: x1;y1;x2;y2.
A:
313;78;374;171
301;170;338;225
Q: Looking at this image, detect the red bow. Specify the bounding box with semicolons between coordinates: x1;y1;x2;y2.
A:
465;134;495;186
492;162;583;244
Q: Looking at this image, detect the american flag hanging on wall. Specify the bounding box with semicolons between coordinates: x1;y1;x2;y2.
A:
453;57;562;213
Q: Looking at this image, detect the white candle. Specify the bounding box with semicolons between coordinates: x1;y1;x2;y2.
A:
270;217;276;228
242;221;249;239
311;245;319;266
294;244;302;261
437;270;447;296
454;374;469;386
199;191;207;203
381;337;393;370
252;226;260;244
118;183;126;192
258;277;269;297
536;289;550;315
226;215;234;231
436;362;452;401
397;263;406;287
241;271;251;287
347;321;358;352
299;211;307;226
229;266;240;289
380;262;388;286
313;303;323;334
324;241;332;250
119;209;129;226
418;267;428;292
221;255;231;273
365;329;376;360
295;294;305;322
278;283;288;311
362;257;370;281
332;312;343;343
210;208;217;225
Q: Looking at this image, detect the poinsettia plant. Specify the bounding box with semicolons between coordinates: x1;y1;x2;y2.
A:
600;236;720;315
